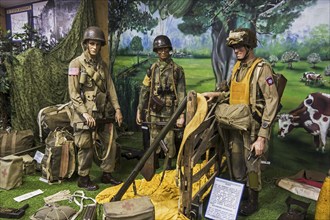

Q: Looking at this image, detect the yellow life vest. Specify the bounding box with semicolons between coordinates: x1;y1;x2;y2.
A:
229;58;262;105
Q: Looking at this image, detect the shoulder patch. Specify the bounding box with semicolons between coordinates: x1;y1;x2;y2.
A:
266;76;274;86
68;67;79;76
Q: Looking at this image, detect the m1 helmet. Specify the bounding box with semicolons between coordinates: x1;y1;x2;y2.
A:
226;28;257;48
83;26;106;46
153;35;172;52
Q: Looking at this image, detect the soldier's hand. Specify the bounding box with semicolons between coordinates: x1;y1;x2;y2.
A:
136;109;142;125
202;92;220;102
251;136;266;156
82;112;96;128
176;115;185;128
115;109;123;127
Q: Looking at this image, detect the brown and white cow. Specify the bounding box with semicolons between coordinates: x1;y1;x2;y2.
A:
301;72;323;86
278;92;330;152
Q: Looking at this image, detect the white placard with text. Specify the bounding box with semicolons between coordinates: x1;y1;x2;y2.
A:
205;177;244;220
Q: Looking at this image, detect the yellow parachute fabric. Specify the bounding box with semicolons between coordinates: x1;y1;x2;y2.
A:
315;176;330;220
96;165;213;220
96;93;215;220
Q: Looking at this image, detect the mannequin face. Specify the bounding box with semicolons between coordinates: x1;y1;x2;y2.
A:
156;47;171;61
87;40;101;57
232;45;247;61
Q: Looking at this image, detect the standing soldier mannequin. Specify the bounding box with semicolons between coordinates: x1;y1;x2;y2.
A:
136;35;186;170
203;28;279;215
68;26;123;191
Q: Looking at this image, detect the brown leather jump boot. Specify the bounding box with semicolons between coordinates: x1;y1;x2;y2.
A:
239;188;259;216
77;175;99;191
101;172;122;185
241;185;249;201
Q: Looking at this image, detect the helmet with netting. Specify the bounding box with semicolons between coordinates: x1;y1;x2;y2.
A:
83;26;106;46
153;35;172;52
226;28;257;48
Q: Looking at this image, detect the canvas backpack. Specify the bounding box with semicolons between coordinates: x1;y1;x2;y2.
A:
41;129;75;183
37;102;73;142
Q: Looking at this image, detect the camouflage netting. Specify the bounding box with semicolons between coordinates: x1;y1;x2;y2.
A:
5;0;96;139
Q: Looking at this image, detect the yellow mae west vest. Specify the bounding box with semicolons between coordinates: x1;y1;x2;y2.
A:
229;58;262;105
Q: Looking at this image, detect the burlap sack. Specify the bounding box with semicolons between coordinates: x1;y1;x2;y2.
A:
0;155;23;190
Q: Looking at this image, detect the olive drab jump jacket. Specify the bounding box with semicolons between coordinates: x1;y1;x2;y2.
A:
68;50;120;127
138;58;186;119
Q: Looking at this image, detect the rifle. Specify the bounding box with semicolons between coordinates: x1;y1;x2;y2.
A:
74;118;115;130
0;204;29;219
111;96;187;202
140;121;184;180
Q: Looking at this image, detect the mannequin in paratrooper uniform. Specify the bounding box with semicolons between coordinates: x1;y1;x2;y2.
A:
136;35;186;169
203;28;279;215
68;26;123;191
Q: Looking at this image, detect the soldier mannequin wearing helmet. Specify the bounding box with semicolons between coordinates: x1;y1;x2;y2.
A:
203;28;279;215
136;35;186;169
68;26;123;191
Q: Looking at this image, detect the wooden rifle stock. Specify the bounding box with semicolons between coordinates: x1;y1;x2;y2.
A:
111;96;187;202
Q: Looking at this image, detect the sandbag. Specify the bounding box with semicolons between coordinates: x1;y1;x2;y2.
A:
103;196;155;220
41;129;75;183
37;102;73;142
0;155;23;190
0;129;34;157
215;103;251;131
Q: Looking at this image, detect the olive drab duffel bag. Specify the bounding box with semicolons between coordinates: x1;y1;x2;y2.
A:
37;102;73;142
0;155;23;190
41;129;75;183
0;129;34;157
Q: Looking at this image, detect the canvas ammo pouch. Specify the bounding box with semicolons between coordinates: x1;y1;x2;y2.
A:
150;95;165;113
215;103;252;131
21;154;36;175
0;129;34;157
103;196;155;220
0;155;23;190
41;129;75;183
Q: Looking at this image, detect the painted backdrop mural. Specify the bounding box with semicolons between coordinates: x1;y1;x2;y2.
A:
110;0;329;84
110;0;330;177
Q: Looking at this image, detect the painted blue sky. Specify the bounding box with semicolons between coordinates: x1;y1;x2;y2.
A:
289;0;329;34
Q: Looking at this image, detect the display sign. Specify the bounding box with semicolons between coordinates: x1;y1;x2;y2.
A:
205;177;244;220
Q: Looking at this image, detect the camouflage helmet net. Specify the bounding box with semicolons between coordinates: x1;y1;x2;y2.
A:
226;28;257;48
5;0;96;137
